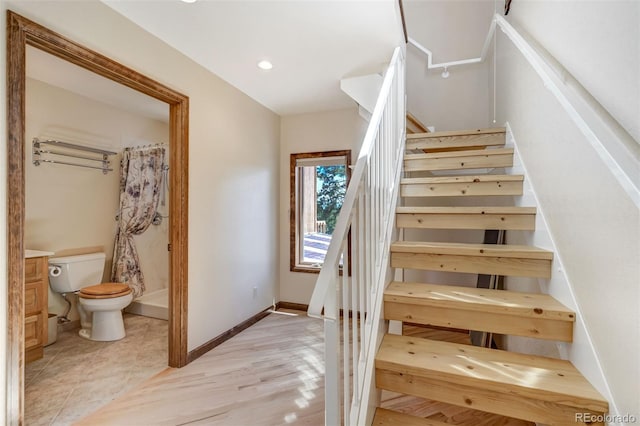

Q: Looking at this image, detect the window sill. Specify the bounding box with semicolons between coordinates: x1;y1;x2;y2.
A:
291;265;322;274
291;265;347;276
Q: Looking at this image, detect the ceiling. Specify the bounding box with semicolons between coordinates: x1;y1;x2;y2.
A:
26;1;402;120
27;46;169;123
100;0;403;115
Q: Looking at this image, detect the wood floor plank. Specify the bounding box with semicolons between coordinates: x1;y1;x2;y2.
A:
76;312;559;426
380;391;535;426
77;311;324;426
373;407;449;425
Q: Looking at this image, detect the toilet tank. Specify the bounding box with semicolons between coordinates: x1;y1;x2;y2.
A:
48;252;106;293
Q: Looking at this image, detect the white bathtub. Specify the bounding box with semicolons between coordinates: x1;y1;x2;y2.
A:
126;288;168;320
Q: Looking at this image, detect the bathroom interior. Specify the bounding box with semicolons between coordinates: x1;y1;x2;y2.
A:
24;45;172;424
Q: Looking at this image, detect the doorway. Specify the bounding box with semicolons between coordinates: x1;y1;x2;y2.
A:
6;11;189;424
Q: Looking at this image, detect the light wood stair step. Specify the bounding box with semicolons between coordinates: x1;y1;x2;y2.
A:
406;113;429;134
406;128;505;153
400;175;523;198
396;206;536;230
384;282;574;341
372;407;448;426
390;241;553;278
375;334;608;425
404;148;514;172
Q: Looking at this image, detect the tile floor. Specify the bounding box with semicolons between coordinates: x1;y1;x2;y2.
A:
25;313;168;426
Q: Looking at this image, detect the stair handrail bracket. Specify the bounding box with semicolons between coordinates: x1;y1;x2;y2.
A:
307;45;406;426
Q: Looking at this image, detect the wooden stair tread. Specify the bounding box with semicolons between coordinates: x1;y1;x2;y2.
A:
406;128;506;153
376;334;608;412
390;242;552;278
404;148;514;172
385;282;574;322
401;175;523;184
407;128;506;139
395;206;536;230
390;241;553;260
373;408;448;426
384;282;574;340
396;206;536;215
401;175;524;198
404;147;514;160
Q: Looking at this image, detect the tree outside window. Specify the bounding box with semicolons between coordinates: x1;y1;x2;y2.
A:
290;150;351;273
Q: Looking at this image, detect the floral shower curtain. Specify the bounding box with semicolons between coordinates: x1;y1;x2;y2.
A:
111;146;165;298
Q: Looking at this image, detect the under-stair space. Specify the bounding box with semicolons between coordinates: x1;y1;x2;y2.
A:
373;128;609;425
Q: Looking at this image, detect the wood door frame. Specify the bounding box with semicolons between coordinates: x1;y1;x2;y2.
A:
6;11;189;424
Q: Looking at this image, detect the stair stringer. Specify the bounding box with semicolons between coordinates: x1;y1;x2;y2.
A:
503;123;621;423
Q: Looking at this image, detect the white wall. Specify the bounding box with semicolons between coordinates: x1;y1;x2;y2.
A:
279;108;367;304
505;1;640;144
1;0;280;366
495;22;639;422
133;183;170;296
26;77;169;320
403;0;494;131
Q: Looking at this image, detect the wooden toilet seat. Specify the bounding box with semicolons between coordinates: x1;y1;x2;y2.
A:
79;283;132;299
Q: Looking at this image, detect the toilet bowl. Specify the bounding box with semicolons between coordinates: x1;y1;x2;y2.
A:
48;253;134;342
77;283;133;341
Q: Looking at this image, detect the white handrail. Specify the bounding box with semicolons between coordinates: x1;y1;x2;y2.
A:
410;13;639;207
408;17;496;70
494;14;640;207
307;47;403;319
307;45;405;425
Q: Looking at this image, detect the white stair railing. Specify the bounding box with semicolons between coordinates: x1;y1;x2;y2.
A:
307;46;406;426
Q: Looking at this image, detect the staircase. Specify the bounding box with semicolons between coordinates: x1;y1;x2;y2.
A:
371;128;609;425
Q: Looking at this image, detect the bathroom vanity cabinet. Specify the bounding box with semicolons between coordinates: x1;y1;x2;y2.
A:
24;255;49;363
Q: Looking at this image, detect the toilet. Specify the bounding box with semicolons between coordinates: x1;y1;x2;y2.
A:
48;252;133;341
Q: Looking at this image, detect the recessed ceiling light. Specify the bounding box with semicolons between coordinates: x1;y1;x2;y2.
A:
181;0;197;3
257;60;273;71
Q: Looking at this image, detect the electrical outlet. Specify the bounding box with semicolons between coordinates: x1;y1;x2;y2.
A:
253;286;258;298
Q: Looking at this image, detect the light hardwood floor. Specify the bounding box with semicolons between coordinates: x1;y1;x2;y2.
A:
77;312;533;426
77;310;324;425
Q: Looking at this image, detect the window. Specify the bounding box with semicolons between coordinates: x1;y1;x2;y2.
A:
290;150;351;273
